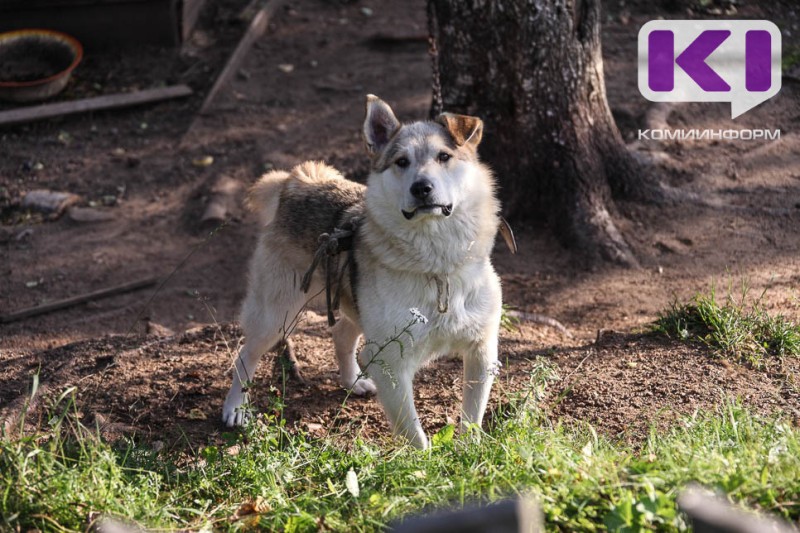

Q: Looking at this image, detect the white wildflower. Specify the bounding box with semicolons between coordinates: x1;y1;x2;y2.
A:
409;308;428;324
345;468;360;497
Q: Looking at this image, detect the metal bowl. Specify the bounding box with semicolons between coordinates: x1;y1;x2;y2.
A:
0;29;83;103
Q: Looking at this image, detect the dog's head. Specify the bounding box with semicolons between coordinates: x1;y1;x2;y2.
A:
362;95;493;223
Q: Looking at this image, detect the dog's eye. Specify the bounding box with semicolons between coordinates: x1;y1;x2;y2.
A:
395;157;410;169
437;152;451;163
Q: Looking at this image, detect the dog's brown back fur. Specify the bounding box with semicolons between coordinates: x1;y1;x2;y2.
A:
249;161;366;255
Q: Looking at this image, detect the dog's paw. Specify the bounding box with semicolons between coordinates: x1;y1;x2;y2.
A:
347;377;377;396
222;390;250;427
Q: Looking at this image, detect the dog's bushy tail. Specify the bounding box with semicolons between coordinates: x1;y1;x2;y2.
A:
247;161;343;226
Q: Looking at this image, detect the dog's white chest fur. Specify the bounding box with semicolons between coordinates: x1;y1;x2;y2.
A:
355;254;501;364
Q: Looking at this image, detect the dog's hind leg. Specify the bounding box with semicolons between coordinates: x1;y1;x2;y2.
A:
274;338;305;384
222;276;308;427
332;317;376;396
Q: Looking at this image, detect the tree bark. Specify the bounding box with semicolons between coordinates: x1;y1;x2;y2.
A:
428;0;645;266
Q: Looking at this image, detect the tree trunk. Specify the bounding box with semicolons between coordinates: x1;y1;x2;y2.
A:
428;0;644;266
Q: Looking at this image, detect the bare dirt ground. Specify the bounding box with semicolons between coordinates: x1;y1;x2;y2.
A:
1;0;800;449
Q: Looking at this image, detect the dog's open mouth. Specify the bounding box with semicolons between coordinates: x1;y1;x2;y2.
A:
402;204;453;220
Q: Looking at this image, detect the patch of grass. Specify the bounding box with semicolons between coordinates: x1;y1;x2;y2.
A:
654;281;800;367
3;378;800;532
783;46;800;71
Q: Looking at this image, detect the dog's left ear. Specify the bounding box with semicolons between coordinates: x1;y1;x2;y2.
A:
363;94;401;155
436;112;483;149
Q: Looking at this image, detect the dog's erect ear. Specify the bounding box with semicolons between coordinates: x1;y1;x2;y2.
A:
436;112;483;149
363;94;401;155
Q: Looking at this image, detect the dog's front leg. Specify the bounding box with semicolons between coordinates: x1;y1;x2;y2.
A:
360;345;428;449
461;333;499;434
374;371;428;449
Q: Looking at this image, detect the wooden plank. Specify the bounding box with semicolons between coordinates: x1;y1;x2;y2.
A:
0;277;159;323
199;0;282;114
182;0;207;41
0;85;193;127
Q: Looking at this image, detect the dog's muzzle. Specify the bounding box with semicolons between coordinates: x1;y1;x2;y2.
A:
401;204;453;220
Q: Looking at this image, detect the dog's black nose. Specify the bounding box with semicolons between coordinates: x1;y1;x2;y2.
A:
410;179;434;200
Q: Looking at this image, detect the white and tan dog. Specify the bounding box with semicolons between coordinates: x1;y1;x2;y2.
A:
222;95;503;449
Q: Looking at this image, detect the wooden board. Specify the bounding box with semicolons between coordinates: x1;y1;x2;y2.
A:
0;85;193;127
199;0;282;114
182;0;206;41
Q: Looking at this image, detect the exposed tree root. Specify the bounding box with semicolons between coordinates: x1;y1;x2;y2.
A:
508;310;573;338
561;191;641;269
628;151;797;217
643;102;676;131
586;204;640;268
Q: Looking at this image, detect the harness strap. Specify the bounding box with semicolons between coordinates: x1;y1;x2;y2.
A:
301;216;362;326
302;215;461;325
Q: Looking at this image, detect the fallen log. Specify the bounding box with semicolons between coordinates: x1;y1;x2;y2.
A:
201;176;243;226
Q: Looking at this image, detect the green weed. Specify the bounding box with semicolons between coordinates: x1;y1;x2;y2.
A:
654;281;800;367
2;372;800;531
